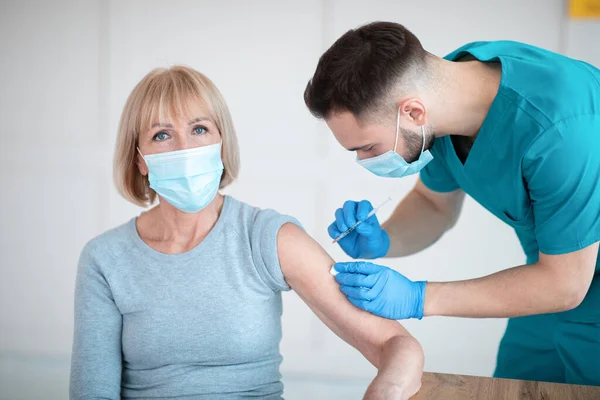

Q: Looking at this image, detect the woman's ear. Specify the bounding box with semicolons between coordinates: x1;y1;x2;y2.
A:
137;150;148;176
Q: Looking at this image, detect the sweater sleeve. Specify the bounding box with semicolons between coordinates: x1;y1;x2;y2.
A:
70;240;123;399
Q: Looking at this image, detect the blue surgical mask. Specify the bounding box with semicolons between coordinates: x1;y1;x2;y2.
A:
357;110;433;178
138;143;224;213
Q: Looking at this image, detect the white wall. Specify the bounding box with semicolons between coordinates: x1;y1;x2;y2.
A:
1;1;598;399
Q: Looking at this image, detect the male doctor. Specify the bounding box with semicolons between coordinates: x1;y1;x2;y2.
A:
304;21;600;385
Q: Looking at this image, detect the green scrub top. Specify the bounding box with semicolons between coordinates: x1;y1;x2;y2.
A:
420;41;600;322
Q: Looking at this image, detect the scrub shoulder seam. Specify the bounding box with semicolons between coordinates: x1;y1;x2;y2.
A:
573;59;600;88
501;86;552;128
522;113;600;161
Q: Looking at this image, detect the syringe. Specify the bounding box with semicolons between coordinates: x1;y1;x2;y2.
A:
332;197;392;244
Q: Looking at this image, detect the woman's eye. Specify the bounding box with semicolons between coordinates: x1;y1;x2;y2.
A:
153;131;169;141
193;126;207;135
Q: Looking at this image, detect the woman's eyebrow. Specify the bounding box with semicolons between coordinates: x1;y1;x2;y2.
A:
150;117;210;129
151;122;173;129
188;117;209;125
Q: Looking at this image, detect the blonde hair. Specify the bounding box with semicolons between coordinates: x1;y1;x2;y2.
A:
113;66;240;207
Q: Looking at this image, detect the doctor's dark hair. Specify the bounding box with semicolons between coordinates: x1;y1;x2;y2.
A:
304;21;428;120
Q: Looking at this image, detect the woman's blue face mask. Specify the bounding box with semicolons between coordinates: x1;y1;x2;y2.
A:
138;143;223;213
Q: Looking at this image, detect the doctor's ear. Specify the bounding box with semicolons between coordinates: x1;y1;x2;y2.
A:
399;99;427;125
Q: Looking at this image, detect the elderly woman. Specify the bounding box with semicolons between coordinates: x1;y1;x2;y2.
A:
70;66;423;400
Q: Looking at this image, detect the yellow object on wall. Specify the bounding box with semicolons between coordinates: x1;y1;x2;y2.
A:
569;0;600;18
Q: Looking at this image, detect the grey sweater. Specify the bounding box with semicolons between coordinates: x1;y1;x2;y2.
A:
70;196;300;399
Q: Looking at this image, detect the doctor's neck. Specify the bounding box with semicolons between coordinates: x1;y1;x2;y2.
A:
421;56;502;138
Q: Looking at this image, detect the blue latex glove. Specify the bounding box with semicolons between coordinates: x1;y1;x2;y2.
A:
328;200;390;259
333;261;427;320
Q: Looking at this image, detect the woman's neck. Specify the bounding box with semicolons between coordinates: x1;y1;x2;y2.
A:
137;194;224;254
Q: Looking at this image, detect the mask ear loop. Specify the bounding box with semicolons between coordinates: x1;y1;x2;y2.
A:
420;125;426;154
136;147;150;170
137;147;147;162
393;107;400;153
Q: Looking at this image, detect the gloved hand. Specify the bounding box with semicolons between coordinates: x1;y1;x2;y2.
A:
332;261;427;320
328;200;390;259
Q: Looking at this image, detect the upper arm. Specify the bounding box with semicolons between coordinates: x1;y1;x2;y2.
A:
416;138;465;226
525;116;600;296
414;178;465;228
250;210;303;291
524;116;600;256
70;242;122;399
277;223;414;367
538;243;599;305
